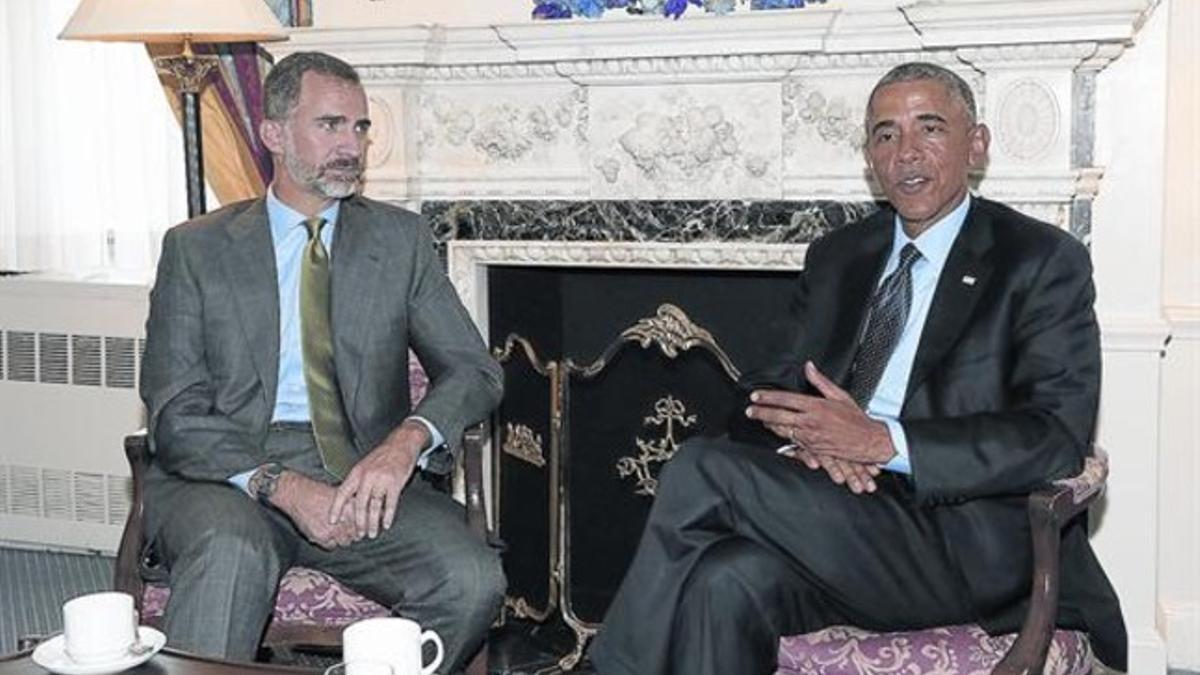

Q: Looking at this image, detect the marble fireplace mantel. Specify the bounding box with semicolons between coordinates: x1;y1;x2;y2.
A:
447;239;808;339
271;0;1153;240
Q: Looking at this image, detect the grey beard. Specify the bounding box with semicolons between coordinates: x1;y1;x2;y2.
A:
312;175;359;199
284;154;362;199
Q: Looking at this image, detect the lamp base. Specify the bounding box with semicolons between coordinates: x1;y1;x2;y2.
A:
152;53;218;219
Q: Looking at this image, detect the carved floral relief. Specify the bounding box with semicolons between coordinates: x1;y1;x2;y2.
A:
416;87;587;167
589;84;781;198
782;78;865;155
780;75;875;187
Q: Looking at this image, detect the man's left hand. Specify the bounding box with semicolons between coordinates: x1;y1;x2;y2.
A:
748;361;895;465
329;420;427;539
779;446;881;494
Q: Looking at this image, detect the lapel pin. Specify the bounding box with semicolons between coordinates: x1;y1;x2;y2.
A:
962;275;977;286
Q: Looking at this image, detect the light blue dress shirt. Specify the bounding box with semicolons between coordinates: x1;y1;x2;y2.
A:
870;194;972;474
230;188;442;491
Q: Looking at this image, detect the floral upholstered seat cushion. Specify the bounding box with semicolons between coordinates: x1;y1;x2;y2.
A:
776;624;1092;675
141;567;391;628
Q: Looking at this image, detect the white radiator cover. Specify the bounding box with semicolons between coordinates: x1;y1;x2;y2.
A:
0;271;150;553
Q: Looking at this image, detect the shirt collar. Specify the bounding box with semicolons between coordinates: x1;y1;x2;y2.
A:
890;193;972;270
265;185;341;241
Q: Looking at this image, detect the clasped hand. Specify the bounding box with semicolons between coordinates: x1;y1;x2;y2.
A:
273;422;424;548
328;420;426;541
746;361;894;494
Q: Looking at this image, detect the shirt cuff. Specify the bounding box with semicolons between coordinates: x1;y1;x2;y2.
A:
876;417;912;475
228;469;256;495
406;415;445;469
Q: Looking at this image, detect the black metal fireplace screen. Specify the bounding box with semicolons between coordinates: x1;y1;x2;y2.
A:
486;265;796;669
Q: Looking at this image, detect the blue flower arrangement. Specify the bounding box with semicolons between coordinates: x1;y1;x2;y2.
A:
532;0;825;20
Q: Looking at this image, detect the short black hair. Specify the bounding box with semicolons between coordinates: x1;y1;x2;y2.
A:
865;62;978;130
263;51;361;121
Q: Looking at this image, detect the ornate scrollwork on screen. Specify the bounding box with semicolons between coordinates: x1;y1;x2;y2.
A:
616;396;697;497
569;303;740;380
503;422;547;468
617;304;740;380
622;304;709;358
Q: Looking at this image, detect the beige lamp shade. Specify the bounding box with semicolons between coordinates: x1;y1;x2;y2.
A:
59;0;288;43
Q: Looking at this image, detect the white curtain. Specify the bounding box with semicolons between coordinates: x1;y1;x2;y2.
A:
0;0;188;273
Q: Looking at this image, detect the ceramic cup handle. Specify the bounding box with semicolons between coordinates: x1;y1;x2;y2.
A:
420;630;444;675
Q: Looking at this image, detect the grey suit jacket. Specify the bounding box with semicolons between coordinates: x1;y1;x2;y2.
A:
139;195;503;485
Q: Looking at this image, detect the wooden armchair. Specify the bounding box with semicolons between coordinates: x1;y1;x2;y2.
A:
774;448;1110;675
113;422;492;674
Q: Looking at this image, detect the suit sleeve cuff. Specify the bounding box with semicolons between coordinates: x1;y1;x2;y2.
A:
406;416;445;469
229;469;256;495
876;417;912;475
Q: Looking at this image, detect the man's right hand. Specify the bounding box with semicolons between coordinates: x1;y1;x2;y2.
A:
270;472;358;549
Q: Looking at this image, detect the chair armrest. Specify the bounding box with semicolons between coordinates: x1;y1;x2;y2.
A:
459;421;492;675
462;422;489;540
114;431;149;610
995;447;1110;675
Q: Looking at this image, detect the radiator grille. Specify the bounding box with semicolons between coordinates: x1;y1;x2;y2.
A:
0;464;132;526
104;337;136;389
9;465;41;516
42;469;73;520
39;333;69;384
6;331;35;382
72;335;103;387
106;476;131;526
74;473;108;524
1;329;140;390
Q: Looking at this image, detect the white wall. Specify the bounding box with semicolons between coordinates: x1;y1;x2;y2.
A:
1157;0;1200;667
1073;0;1197;667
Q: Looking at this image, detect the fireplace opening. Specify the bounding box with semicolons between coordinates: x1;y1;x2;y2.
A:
485;263;800;648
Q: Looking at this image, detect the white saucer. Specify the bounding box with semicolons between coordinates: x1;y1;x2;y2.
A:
32;627;166;675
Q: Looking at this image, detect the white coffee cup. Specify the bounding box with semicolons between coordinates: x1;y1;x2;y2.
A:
343;618;444;675
62;592;138;664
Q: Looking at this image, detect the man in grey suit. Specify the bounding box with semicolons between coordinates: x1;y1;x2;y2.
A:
139;51;505;670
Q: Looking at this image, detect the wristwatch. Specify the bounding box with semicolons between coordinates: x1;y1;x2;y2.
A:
248;463;284;505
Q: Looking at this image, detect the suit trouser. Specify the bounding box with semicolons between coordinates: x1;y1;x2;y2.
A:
147;427;505;672
589;436;978;675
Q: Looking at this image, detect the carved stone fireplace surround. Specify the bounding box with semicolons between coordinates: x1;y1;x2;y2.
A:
269;2;1166;671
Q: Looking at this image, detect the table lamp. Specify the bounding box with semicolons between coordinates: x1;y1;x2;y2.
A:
59;0;288;218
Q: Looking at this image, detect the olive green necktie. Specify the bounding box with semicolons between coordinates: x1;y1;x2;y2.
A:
301;217;355;479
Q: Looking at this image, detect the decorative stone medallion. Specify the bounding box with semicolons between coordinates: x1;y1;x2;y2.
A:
366;95;395;169
997;79;1059;161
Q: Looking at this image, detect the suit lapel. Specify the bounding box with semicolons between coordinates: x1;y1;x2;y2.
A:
905;199;996;401
220;200;281;408
822;213;893;388
330;198;384;416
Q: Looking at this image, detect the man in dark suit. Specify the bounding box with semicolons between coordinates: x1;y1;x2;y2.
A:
590;62;1126;675
139;52;504;670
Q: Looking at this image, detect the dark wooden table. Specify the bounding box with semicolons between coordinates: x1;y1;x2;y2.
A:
0;648;318;674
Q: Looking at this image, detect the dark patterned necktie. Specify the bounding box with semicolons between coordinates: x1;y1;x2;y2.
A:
848;243;923;408
300;217;356;479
